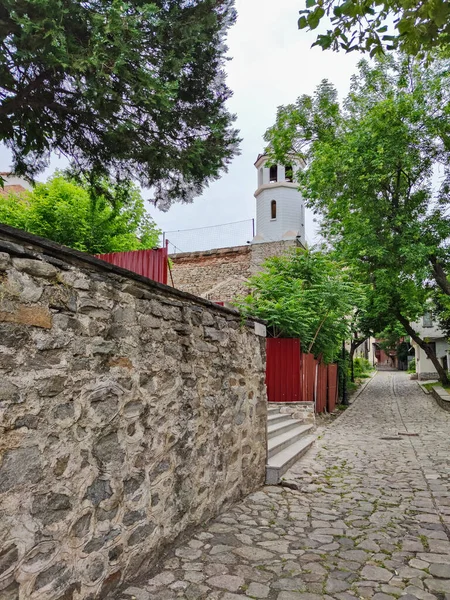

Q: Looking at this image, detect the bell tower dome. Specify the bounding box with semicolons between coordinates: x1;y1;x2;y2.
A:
253;154;305;245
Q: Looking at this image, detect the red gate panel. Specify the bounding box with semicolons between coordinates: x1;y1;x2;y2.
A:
316;362;328;414
266;338;302;402
327;364;338;413
302;353;317;403
96;243;168;285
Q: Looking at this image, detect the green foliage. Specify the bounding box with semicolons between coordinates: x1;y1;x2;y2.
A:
0;174;161;254
235;248;363;363
408;358;416;372
396;341;410;362
264;54;450;383
298;0;450;57
352;357;373;378
0;1;239;209
264;54;450;330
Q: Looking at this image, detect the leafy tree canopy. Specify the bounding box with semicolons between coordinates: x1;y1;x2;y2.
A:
235;248;364;363
264;54;450;382
298;0;450;57
0;0;239;210
0;174;161;254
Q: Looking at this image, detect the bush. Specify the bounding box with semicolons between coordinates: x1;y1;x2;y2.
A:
407;358;416;373
353;357;373;378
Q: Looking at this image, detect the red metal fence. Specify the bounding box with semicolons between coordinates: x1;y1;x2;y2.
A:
327;364;338;413
266;337;339;413
302;353;317;403
96;242;169;285
316;363;328;414
266;338;302;402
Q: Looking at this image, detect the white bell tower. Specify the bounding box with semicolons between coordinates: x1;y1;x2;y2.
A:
253;154;305;245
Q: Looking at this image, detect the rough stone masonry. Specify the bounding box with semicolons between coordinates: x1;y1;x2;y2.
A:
0;224;267;600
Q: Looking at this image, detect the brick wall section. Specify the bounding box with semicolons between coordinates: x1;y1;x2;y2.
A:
169;245;252;302
170;239;299;303
0;225;267;600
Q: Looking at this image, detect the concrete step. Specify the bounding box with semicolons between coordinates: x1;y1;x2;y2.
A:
267;412;293;426
268;423;315;458
267;418;303;440
266;435;316;485
267;406;281;415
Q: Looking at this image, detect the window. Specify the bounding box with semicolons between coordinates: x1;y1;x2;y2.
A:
271;200;277;220
423;312;433;327
285;164;293;182
269;165;277;183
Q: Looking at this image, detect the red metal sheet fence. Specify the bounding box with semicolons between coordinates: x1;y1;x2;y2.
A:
327;364;338;413
266;337;339;413
266;338;302;402
302;353;317;403
96;242;169;285
315;363;328;414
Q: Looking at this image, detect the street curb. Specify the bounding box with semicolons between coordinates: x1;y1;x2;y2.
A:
430;385;450;412
416;380;431;395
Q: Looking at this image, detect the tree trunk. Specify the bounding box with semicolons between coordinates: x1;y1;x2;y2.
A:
430;256;450;297
349;337;366;383
397;313;449;385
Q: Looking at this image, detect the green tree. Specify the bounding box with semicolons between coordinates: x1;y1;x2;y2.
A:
264;55;450;383
0;174;161;254
298;0;450;57
0;1;239;209
235;248;363;364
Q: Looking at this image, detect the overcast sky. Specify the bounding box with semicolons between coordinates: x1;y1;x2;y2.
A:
0;0;363;250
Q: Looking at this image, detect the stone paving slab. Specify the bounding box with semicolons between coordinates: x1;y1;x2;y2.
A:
111;372;450;600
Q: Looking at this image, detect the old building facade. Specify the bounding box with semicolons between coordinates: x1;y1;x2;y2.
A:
170;155;306;302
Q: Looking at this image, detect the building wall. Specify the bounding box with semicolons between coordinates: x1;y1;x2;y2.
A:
169;245;252;301
255;185;305;245
0;224;267;600
170;240;300;303
414;339;449;380
253;156;305;246
354;337;377;366
0;173;32;196
410;317;450;379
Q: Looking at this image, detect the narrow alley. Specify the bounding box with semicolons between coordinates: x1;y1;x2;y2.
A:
117;372;450;600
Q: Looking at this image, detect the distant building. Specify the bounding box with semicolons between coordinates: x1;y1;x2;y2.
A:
354;337;377;366
410;312;449;380
0;172;32;196
169;154;306;302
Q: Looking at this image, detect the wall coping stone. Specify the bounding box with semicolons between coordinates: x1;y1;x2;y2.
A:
170;244;251;260
0;224;265;325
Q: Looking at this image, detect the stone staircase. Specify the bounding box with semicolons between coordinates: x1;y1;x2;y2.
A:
266;405;316;485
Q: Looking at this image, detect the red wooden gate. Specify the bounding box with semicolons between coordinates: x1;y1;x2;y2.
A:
266;338;302;402
327;364;338;413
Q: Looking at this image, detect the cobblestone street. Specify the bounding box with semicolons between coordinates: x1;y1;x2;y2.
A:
117;372;450;600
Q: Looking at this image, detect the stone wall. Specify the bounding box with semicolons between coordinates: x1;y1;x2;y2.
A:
170;239;300;303
0;224;267;600
169;245;251;302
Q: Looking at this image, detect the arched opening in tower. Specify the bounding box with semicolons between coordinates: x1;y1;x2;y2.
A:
271;200;277;220
269;165;277;183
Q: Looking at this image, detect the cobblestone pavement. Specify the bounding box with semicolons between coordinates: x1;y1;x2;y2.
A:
116;371;450;600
